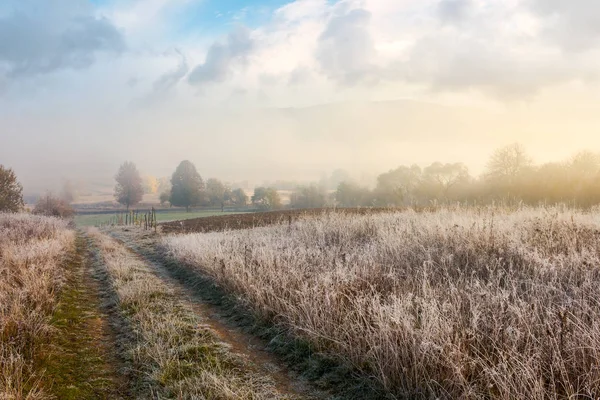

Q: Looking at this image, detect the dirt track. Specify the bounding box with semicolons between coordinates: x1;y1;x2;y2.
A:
38;234;130;399
100;227;327;399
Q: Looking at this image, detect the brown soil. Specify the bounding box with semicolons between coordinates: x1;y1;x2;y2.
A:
160;207;396;234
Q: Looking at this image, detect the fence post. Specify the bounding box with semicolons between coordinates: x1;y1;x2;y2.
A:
152;207;157;233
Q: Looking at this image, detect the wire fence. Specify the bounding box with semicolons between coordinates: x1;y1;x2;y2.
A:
97;207;158;232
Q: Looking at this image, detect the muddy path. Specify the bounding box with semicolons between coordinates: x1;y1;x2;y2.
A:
104;227;331;400
37;233;131;400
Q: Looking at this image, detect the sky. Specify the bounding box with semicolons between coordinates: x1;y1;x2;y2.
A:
1;0;600;194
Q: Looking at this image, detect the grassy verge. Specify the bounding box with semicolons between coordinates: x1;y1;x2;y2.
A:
36;234;130;399
75;210;243;227
0;214;74;399
87;228;300;399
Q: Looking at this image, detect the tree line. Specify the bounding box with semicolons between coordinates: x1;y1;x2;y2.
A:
3;143;600;215
290;144;600;209
114;160;281;212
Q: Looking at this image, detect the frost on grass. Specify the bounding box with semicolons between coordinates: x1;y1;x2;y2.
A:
165;206;600;399
0;213;74;399
88;228;296;400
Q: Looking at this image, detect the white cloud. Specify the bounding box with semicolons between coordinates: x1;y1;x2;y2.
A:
438;0;472;24
275;0;327;22
4;0;600;113
102;0;192;34
530;0;600;52
316;4;378;85
0;0;124;78
188;27;254;85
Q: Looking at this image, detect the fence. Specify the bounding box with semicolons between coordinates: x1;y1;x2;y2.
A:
97;207;158;232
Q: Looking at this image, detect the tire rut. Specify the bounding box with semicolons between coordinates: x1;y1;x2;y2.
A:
106;228;330;400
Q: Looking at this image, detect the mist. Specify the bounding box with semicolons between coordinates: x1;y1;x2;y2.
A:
1;0;600;197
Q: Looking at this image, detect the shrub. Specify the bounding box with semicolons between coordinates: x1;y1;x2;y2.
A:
33;194;75;219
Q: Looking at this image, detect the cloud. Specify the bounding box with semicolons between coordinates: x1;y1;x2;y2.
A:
357;0;597;99
152;50;189;94
530;0;600;52
3;0;600;109
402;34;570;98
188;27;254;85
0;1;125;78
316;4;378;85
288;67;313;86
131;49;189;107
275;0;327;23
438;0;472;24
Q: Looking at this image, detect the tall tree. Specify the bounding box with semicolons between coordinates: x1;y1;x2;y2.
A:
374;165;422;206
291;185;327;209
114;161;144;210
252;187;281;210
170;160;204;212
230;188;248;207
205;178;228;207
336;181;372;207
159;191;171;207
570;151;600;177
421;162;470;200
0;165;24;213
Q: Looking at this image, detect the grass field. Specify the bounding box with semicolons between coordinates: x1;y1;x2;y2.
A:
164;206;600;399
6;206;600;399
75;209;245;227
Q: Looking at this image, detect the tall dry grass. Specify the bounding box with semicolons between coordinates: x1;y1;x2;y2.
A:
165;206;600;399
0;213;74;399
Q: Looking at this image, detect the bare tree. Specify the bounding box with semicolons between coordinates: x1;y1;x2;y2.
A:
422;162;470;200
486;143;532;182
114;161;144;210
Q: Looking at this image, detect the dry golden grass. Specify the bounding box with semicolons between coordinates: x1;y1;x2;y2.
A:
0;214;74;399
165;206;600;399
